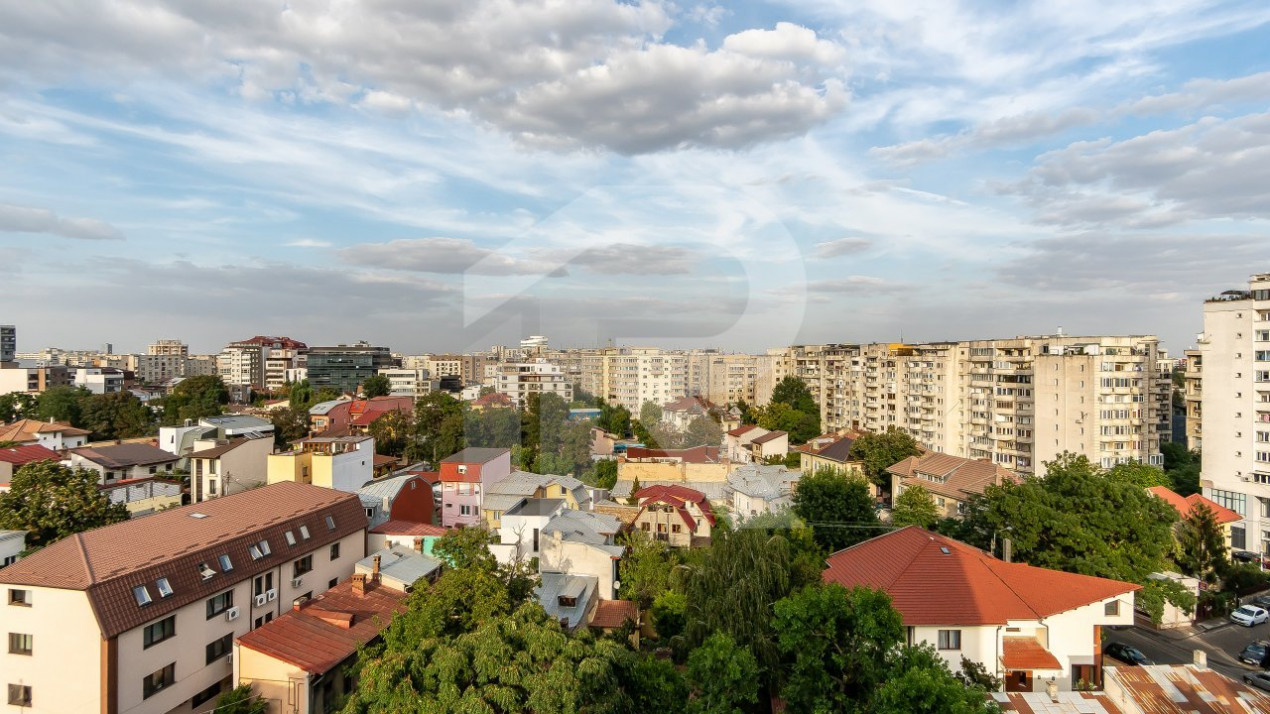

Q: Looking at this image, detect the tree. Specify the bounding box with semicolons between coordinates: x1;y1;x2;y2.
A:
686;632;760;714
597;398;632;436
367;409;412;457
269;406;309;449
1162;441;1201;496
410;392;465;464
1105;459;1170;488
957;656;1002;691
770;375;818;415
872;644;998;714
214;686;268;714
464;406;520;450
589;459;618;489
1176;502;1229;585
650;590;687;640
617;530;682;608
160;376;229;425
891;484;940;529
37;385;90;427
361;374;391;398
79;391;154;441
432;526;498;572
288;379;314;409
848;427;923;487
685;415;723;447
0;392;37;423
792;466;879;552
0;461;129;547
640;400;663;426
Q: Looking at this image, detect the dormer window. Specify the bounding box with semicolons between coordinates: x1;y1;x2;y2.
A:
325;516;336;531
284;531;297;546
156;578;173;598
249;545;263;560
218;554;233;572
133;585;153;606
198;563;216;580
259;539;271;556
558;595;577;607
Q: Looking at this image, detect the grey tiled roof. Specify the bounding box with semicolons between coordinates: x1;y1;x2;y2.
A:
355;547;442;592
726;463;800;500
538;572;598;631
486;470;552;496
542;510;622;548
506;498;566;518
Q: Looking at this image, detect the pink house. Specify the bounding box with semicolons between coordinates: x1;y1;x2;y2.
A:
438;447;512;528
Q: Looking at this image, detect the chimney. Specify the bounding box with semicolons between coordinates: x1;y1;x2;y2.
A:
412;537;423;553
1193;649;1207;669
1002;538;1013;563
351;573;368;596
372;555;381;581
1046;679;1058;702
48;416;54;424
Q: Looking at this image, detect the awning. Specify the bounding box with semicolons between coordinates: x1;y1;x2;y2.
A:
1001;637;1062;670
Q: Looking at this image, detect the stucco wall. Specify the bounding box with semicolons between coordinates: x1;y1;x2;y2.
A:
0;587;102;713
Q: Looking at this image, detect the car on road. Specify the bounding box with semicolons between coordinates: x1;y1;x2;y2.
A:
1244;672;1270;692
1252;594;1270;609
1239;641;1270;667
1232;605;1270;627
1104;642;1152;666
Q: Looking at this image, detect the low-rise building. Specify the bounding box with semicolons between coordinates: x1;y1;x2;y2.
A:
823;527;1139;692
0;529;25;568
0;365;73;394
438;447;512;528
496;360;573;408
747;430;788;461
367;520;448;555
377;367;436;399
267;436;376;493
887;453;1020;518
995;662;1270;713
70;442;180;482
660;396;715;431
724;424;768;461
356;473;436;530
74;367;125;394
493;498;567;563
632;484;716;547
0;443;62;492
1147;486;1243;548
187;436;275;502
725;463;800;519
0;418;90;450
797;433;865;477
158;415;274;457
0;482;367;714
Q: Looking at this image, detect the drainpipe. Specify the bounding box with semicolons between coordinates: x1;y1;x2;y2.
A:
995;625;1004;688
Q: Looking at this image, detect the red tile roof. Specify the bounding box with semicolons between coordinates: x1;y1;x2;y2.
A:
0;444;61;466
589;599;639;629
727;424;759;437
888;453;1019;502
236;578;407;674
624;445;721;463
750;430;787;446
1001;637;1062;670
0;418;91;442
822;527;1139;626
634;485;716;527
1147;486;1242;526
472;392;513;408
368;520;447;537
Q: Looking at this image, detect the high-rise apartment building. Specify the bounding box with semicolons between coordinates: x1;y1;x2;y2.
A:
496;361;573;408
148;339;189;357
1184;348;1203;450
574;347;688;412
1196;274;1270;555
306;342;397;395
1;324;15;364
218;336;307;393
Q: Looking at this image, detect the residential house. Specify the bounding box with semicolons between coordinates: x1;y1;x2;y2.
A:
539;573;598;632
888;453;1020;518
0;443;61;492
632;484;716;547
438;447;512;528
0;530;24;568
367;521;448;556
470;391;514;411
69;443;184;514
159;415;274;457
724;424;768;461
481;471;594;530
797;433;865;476
725;463;800;519
356;473;436;530
345;396;414;436
352;546;442;592
823;527;1139;692
307;398;352;434
1147;486;1243;549
539;509;624;600
660;396;714;431
187;436;275;502
74;367;125;394
0;418;90;451
0;482;367;714
267;436;376;493
589;600;641;645
492;498;568;564
747;430;788;462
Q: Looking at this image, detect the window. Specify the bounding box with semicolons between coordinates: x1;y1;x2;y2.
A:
259;539;271;556
206;590;234;619
254;572;274;597
191;682;223;708
329;577;338;589
294;555;313;578
133;585;152;606
299;525;310;540
218;554;233;572
672;524;682;533
330;543;340;561
8;633;32;655
142;663;175;699
8;684;31;706
1232;526;1247;550
460;505;472;516
284;531;297;546
155;577;173;598
558;595;577;607
1210;489;1248;516
143;616;176;648
7;589;29;606
326;515;336;530
249;544;263;560
1105;600;1120;616
937;630;961;650
208;480;217;496
205;633;233;664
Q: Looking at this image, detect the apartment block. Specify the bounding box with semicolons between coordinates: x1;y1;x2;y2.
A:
0;324;14;364
1184;348;1203;450
377;367;436;399
0;365;72;394
1197;274;1270;556
137;354;187;384
147;340;189;358
306;343;396;395
0;482;367;714
496;360;573;408
218;336;307;394
572;347;688;412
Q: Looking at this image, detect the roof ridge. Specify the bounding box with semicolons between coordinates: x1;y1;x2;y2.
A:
74;532;96;584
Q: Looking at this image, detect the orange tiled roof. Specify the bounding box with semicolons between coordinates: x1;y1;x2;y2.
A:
823;527;1139;626
0;418;91;442
590;599;639;629
1001;636;1062;670
888;453;1019;502
368;520;447;537
1146;486;1242;526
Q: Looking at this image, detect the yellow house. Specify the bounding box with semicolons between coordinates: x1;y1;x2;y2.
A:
481;471;594;529
268;436;375;492
797;434;866;477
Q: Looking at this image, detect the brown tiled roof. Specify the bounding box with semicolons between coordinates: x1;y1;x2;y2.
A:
750;430;787;445
236;578;407;674
0;418;91;442
0;444;62;467
1001;637;1061;670
888;453;1019;502
810;436;857;463
823;527;1139;626
0;481;367;638
1147;486;1242;526
186;436;267;460
726;424;759;437
368;520;446;537
624;445;721;463
589;599;639;629
70;443;179;469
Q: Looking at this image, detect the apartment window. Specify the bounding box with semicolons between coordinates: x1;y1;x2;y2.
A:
143;616;176;648
1105;600;1120;616
1232;526;1247;550
253;572;274;597
299;525;310;540
191;682;223;709
142;663;176;699
205;633;233;664
284;531;297;546
293;555;313;578
330;543;340;561
937;630;962;650
133;585;152;607
325;515;336;530
8;633;32;655
460;505;472;516
8;589;30;606
8;684;32;707
218;554;233;572
1210;489;1247;516
206;590;234;619
208;480;217;496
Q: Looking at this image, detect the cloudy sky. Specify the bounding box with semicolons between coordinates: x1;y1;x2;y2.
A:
2;1;1269;355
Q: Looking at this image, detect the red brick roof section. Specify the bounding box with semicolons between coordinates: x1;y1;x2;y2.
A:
822;527;1139;626
726;424;758;437
0;443;62;465
589;600;639;629
1001;637;1062;670
634;484;716;526
624;445;721;463
1146;486;1242;526
236;578;407;674
368;520;447;537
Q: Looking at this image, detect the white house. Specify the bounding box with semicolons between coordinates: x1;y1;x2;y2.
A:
186;436;275;502
539;509;624;600
724;424;768;462
725;463;800;519
492;498;568;564
0;418;90;451
73;367;125;394
824;527;1139;693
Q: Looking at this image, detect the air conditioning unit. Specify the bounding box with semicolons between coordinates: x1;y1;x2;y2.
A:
254;593;268;607
266;589;277;602
226;606;240;621
291;577;303;588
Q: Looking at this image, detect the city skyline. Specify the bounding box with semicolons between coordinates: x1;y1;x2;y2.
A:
3;2;1270;353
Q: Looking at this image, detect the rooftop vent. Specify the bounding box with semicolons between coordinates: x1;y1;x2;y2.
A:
190;513;208;519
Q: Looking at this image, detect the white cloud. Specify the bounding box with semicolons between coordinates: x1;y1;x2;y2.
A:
813;237;872;258
0;202;124;240
340;237;552;276
284;239;332;248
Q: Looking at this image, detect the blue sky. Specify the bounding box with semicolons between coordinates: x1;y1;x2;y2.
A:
1;0;1268;355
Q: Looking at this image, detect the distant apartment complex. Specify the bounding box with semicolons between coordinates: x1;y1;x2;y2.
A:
306;342;396;395
0;324;14;364
496;360;573;407
218;336;308;394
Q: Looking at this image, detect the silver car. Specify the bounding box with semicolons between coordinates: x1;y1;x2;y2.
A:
1232;605;1270;627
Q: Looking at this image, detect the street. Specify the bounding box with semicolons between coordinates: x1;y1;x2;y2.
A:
1104;618;1270;682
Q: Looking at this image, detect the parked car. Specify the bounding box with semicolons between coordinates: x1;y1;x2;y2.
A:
1239;641;1270;667
1104;642;1152;666
1232;605;1270;627
1252;594;1270;609
1244;672;1270;692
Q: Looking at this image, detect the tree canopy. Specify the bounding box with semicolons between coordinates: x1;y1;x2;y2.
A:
1176;502;1229;585
891;484;940;529
361;374;391;398
792;466;879;552
756;376;820;444
0;461;129;547
79;391;154;441
160;375;229;425
848;427;923;487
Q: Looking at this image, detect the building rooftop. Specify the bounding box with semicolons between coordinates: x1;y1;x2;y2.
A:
0;443;62;472
822;527;1140;626
200;414;274;432
611;479;729;502
70;442;180;469
0;418;90;442
506;498;567;518
749;430;788;446
623;445;721;463
887;453;1019;503
726;424;760;438
589;599;639;629
354;547;442;592
726;463;800;501
994;664;1270;713
0;481;367;638
367;519;446;537
357;472;429;502
538;572;597;631
185;436;268;460
1147;486;1242;526
807;435;858;463
235;576;406;675
441;447;511;464
542;509;622;547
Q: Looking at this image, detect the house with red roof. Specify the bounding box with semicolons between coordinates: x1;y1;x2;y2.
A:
632;484;716;547
724;424;767;461
1146;486;1243;549
0;418;90;451
823;527;1140;693
0;443;61;492
888;453;1020;518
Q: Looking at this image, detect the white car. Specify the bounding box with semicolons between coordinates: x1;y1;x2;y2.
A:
1231;605;1269;627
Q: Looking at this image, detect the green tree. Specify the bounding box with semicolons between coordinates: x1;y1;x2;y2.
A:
312;387;341;404
79;391;154;441
848;426;923;487
686;632;760;714
873;644;998;714
366;409;411;457
1137;577;1196;624
0;461;129;547
361;374;391;398
770;375;818;415
640;400;663;426
792;466;879;552
1176;502;1229;585
269;406;309;449
432;525;499;572
0;392;37;422
288;378;314;409
36;385;90;427
589;459;618;489
464;406;521;449
1105;459;1170;488
650;590;687;640
617;530;681;608
214;686;268;714
597;398;632;436
410;392;465;464
160;376;229;425
957;656;1002;691
685;415;723;447
891;483;940;529
1161;441;1201;496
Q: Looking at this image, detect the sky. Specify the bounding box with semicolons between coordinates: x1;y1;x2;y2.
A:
1;1;1269;356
